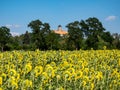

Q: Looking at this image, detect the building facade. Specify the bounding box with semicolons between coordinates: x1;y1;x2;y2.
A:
54;25;68;36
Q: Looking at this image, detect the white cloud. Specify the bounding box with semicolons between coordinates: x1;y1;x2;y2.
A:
10;32;20;37
14;24;20;28
105;16;116;21
5;24;21;28
5;24;12;28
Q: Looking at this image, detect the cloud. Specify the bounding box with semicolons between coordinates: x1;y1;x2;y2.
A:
105;16;116;21
14;25;20;28
5;24;21;28
5;24;12;28
10;32;20;37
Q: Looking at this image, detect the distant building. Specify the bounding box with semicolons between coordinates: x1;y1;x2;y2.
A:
53;25;68;36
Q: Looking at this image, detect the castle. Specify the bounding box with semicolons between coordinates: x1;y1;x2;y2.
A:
53;25;68;36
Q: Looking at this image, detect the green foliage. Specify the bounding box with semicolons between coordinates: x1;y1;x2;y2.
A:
96;36;108;49
79;17;115;50
0;17;120;51
23;31;31;45
28;20;51;50
0;26;11;51
66;21;84;50
83;17;106;49
9;36;22;50
46;32;61;50
112;33;120;49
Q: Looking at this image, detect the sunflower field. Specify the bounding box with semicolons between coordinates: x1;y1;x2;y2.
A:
0;49;120;90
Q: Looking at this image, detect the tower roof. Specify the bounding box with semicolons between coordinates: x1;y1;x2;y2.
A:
58;25;62;27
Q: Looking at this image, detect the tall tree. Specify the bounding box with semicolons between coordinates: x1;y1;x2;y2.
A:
28;20;42;49
66;21;83;50
81;17;106;49
0;26;11;51
22;31;32;50
28;19;51;50
23;31;30;45
41;23;51;49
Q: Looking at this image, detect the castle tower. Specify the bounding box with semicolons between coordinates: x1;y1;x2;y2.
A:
58;25;62;31
54;25;68;36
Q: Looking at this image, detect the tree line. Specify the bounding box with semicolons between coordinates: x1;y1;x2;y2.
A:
0;17;120;51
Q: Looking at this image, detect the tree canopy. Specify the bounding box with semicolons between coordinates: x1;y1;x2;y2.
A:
0;26;11;51
0;17;119;51
66;21;83;50
28;19;51;50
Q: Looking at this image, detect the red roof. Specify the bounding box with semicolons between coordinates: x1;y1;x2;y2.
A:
54;29;68;35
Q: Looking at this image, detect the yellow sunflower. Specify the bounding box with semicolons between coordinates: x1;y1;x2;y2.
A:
34;66;43;77
63;71;71;81
0;77;2;86
9;69;17;77
24;63;32;74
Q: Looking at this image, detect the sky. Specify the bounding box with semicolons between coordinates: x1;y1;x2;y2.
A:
0;0;120;36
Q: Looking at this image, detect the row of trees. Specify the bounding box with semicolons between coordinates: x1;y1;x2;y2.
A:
0;17;120;51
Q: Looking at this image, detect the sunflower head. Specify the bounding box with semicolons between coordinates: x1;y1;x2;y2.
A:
22;79;33;88
41;72;49;84
9;69;17;77
24;63;32;74
63;71;71;81
34;66;43;77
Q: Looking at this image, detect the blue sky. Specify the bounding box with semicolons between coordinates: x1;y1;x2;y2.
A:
0;0;120;36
